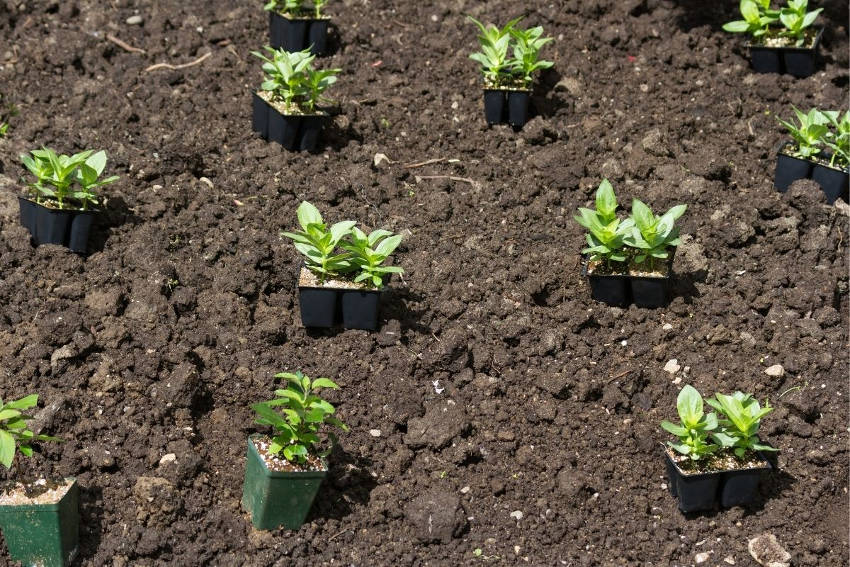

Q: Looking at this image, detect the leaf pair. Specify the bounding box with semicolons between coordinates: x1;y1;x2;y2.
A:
283;201;404;288
468;17;553;88
252;47;340;113
0;394;60;469
251;371;348;464
265;0;327;18
19;148;118;210
722;0;779;37
777;106;841;160
625;200;687;266
661;385;777;462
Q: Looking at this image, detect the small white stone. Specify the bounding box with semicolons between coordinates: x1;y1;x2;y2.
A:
368;429;381;437
664;359;681;374
460;486;470;494
159;453;176;465
723;556;736;565
695;552;710;563
764;364;785;377
662;323;673;330
126;15;143;25
510;510;523;520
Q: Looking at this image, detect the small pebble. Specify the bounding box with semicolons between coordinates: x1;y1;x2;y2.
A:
695;552;710;563
159;453;176;465
509;510;523;520
764;364;785;377
369;429;381;437
126;15;143;25
664;359;681;374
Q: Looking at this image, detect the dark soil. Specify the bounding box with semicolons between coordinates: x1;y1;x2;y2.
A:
0;0;848;565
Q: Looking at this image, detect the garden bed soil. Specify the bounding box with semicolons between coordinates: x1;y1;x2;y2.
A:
0;0;847;565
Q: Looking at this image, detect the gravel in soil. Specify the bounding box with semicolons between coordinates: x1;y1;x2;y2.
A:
0;0;848;565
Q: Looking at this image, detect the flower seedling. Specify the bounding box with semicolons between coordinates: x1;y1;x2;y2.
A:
706;392;778;458
624;199;687;272
0;394;59;470
509;25;554;88
252;46;340;114
778;0;822;45
824;111;850;168
722;0;779;39
341;227;404;288
660;385;719;462
776;107;831;158
251;371;348;464
574;179;634;272
282;201;355;282
467;16;521;88
19;148;118;210
265;0;328;17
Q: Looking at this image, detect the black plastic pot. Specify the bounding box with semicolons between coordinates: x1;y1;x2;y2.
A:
782;27;823;78
507;91;531;128
18;197;98;254
251;93;328;151
586;272;629;307
340;290;381;331
269;12;330;55
298;287;338;328
811;161;849;204
664;449;772;512
748;45;782;74
774;148;812;192
483;90;507;125
630;255;673;309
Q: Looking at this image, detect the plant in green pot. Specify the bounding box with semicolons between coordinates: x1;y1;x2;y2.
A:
0;394;78;567
18;148;119;254
661;385;777;513
242;371;348;530
265;0;332;56
283;200;404;330
723;0;823;77
251;46;340;151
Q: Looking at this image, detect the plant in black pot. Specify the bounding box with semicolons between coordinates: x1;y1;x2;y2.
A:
283;201;404;330
242;371;348;530
723;0;823;77
265;0;331;55
18;148;118;254
468;16;553;128
622;197;686;308
575;179;634;307
251;46;340;151
662;385;777;513
775;107;849;203
0;394;79;567
575;179;686;308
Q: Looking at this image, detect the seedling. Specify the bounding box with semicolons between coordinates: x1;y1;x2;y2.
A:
574;179;634;271
19;148;119;210
282;201;355;282
624;199;686;272
252;47;340;114
0;394;60;469
722;0;779;39
468;17;521;88
824;111;850;168
341;227;404;288
776;106;830;158
265;0;327;18
778;0;822;45
251;371;348;464
509;25;554;88
706;392;778;458
660;385;719;461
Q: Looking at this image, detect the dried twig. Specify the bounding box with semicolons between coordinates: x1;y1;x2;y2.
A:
107;34;145;54
144;52;211;73
328;528;350;542
607;369;632;383
415;175;477;185
404;157;446;169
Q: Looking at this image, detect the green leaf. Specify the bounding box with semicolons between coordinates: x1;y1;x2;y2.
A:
595;179;617;221
296;201;323;230
0;409;21;421
251;403;286;427
5;394;38;410
374;234;402;257
676;385;703;428
0;430;15;469
723;20;751;32
660;420;688;437
310;378;339;390
329;220;356;244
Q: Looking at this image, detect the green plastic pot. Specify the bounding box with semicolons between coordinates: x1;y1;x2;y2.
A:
0;478;79;567
241;435;327;530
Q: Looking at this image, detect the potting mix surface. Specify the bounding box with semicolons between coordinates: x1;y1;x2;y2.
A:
0;0;847;565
